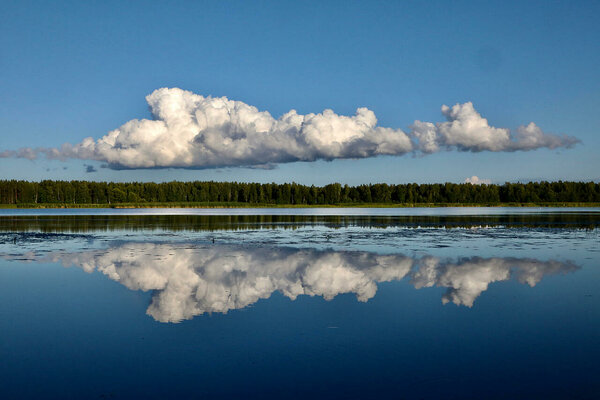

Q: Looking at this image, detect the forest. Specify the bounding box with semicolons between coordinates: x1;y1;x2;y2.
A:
0;180;598;207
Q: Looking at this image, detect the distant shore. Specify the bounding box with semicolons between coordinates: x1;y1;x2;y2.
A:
2;180;598;207
1;202;599;209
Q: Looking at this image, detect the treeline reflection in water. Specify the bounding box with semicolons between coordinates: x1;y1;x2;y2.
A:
5;242;579;323
0;213;599;232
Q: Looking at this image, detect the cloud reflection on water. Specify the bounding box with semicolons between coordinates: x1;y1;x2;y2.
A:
12;242;573;323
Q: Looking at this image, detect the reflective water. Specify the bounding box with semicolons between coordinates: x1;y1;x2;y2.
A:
1;206;599;216
1;211;599;399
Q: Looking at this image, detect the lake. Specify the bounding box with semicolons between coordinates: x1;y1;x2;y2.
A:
1;208;599;399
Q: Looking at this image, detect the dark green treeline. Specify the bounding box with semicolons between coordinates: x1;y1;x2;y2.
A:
0;180;599;205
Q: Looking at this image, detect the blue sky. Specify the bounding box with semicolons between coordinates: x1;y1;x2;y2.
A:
0;0;598;184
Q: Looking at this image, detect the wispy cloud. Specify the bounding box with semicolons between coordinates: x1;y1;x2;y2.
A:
0;88;580;169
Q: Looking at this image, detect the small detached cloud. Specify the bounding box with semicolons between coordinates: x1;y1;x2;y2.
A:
411;102;579;153
464;176;491;185
0;88;580;169
85;164;97;173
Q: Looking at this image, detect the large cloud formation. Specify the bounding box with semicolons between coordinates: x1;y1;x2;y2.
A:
0;88;579;169
6;242;576;322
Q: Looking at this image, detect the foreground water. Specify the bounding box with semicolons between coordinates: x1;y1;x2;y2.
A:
1;209;599;399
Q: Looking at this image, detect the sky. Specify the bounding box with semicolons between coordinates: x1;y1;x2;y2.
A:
0;0;598;185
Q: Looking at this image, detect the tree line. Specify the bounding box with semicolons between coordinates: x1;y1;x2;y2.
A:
0;180;598;205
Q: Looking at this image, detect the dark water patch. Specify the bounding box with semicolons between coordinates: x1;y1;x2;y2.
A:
0;231;92;243
0;212;599;233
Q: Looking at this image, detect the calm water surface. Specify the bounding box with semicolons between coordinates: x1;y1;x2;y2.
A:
1;206;599;215
1;209;599;399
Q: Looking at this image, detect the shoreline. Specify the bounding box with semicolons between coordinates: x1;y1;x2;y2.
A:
1;202;600;209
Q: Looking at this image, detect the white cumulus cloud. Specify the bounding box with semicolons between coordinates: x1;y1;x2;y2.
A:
0;89;579;169
410;102;579;153
49;88;413;169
